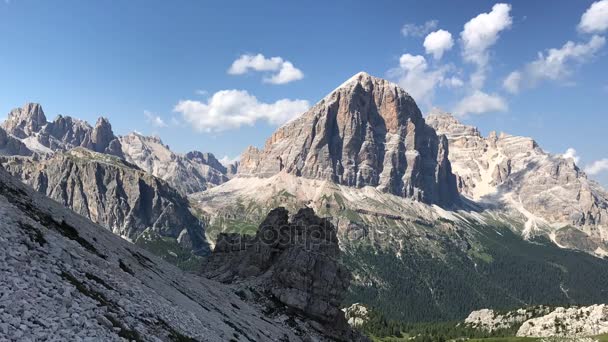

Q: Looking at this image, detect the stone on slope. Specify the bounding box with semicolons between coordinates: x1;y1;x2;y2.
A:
237;72;458;207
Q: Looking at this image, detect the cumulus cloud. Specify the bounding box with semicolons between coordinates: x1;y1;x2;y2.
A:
391;54;459;105
263;61;304;85
453;90;508;117
144;110;167;128
424;29;454;60
461;3;513;66
401;20;438;37
228;53;304;84
579;0;608;33
585;159;608;175
562;148;580;164
461;3;512;89
174;90;309;132
505;35;606;92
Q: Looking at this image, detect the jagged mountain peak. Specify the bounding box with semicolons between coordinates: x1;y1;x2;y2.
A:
238;73;459;206
2;102;48;138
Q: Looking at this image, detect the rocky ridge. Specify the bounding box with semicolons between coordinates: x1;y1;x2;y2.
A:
426;111;608;254
0;165;356;341
2;103;123;156
238;72;458;207
0;147;210;256
120;133;229;194
204;207;368;341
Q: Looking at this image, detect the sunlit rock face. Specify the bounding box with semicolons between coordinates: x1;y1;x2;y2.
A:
238;72;459;207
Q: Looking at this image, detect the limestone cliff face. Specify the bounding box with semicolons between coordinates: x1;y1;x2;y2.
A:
238;72;458;206
0;148;209;255
427;112;608;252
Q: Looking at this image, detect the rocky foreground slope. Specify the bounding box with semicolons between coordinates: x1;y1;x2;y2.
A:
427;112;608;254
238;72;458;207
0;165;365;341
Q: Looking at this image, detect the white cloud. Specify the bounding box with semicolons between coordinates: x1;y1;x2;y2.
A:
461;3;512;89
219;155;241;167
228;53;303;84
585;158;608;175
579;0;608;33
391;54;453;104
144;110;167;128
506;35;606;92
263;61;304;85
562;148;580;164
453;90;508;117
527;35;606;82
195;89;208;96
503;71;522;93
461;3;512;66
424;29;454;60
174;90;310;132
401;20;438;37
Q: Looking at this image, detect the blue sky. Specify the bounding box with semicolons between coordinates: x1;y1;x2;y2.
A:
1;0;607;185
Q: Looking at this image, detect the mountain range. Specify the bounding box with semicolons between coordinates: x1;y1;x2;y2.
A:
2;72;608;335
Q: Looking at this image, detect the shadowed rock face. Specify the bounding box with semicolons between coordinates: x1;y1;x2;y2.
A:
238;72;458;207
0;126;32;156
0;148;209;255
205;207;368;341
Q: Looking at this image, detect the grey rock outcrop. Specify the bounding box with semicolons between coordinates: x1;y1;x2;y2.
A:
238;72;458;206
517;305;608;337
120;132;230;194
0;147;209;255
205;207;368;341
0;126;32;156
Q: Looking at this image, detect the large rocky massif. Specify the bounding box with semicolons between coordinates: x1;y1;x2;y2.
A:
427;112;608;254
0;165;363;341
238;72;458;207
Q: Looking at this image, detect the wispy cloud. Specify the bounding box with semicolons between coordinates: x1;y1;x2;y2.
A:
401;20;438;38
503;35;606;93
144;110;167;128
585;158;608;175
